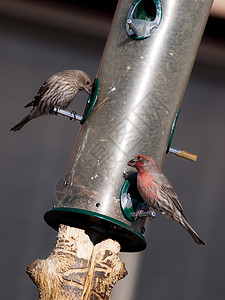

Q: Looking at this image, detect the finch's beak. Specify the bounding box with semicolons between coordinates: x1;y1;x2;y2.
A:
127;158;136;167
85;84;93;95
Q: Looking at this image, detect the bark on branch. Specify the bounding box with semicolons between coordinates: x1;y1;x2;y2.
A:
27;224;127;300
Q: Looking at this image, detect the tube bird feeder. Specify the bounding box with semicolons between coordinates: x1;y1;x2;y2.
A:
45;0;213;252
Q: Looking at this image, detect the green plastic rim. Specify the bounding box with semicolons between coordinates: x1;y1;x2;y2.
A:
133;0;162;21
120;173;147;221
120;173;138;221
81;78;99;124
167;108;180;153
127;0;163;40
44;207;147;252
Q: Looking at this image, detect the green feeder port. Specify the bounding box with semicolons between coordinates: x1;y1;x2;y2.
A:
81;78;99;124
166;109;198;162
120;173;147;221
167;108;180;153
126;0;162;39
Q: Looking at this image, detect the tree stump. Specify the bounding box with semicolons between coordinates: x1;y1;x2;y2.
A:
27;224;128;300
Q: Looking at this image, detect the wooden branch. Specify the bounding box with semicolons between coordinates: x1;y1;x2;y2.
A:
27;224;128;300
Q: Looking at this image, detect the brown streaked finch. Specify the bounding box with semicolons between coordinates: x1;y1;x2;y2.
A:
127;155;205;245
10;69;92;131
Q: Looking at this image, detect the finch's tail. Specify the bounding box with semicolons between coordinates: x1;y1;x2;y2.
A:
180;216;205;245
10;114;32;131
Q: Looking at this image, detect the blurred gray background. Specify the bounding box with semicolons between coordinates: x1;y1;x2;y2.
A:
1;0;225;299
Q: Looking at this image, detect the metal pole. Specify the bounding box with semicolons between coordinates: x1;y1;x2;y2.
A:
45;0;213;252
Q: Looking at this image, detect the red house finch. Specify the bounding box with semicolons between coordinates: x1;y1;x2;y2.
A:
10;69;92;131
128;155;205;245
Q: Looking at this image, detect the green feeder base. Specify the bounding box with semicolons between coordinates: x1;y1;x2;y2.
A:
44;207;146;252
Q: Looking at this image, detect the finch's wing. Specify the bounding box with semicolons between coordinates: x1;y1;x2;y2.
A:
159;174;184;213
24;100;35;108
33;81;50;106
25;81;49;108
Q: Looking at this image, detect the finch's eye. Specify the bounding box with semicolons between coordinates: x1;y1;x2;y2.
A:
137;156;141;160
86;81;90;85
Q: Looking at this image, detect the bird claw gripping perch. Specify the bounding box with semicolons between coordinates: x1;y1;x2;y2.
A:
54;107;59;116
130;209;156;221
53;108;83;121
52;78;99;124
70;110;78;121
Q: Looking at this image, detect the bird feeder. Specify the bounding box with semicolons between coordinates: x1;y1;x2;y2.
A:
45;0;213;252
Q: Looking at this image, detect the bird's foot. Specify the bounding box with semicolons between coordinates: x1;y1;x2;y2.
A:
146;209;156;221
133;209;156;221
70;110;77;120
54;107;60;116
